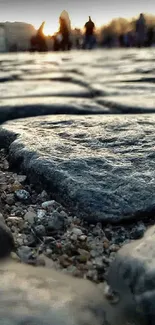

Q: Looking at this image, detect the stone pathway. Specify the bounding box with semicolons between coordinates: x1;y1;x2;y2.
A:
1;49;155;124
1;49;155;324
1;49;155;276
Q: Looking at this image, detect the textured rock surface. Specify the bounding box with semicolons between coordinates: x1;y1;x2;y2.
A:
1;114;155;223
1;49;155;325
107;225;155;324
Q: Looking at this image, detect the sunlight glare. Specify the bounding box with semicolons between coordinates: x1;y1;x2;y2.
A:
43;20;59;36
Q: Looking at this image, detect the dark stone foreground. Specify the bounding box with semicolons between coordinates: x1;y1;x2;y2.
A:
107;225;155;324
0;258;131;325
1;114;155;223
0;225;154;325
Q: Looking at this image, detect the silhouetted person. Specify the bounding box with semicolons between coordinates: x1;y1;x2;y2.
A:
119;34;125;47
136;13;147;47
30;21;47;52
83;16;96;49
59;16;71;51
146;27;155;47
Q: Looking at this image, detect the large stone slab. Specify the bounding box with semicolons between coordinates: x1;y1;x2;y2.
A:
97;95;155;113
0;80;91;99
1;114;155;223
0;97;110;124
107;225;155;324
93;81;155;96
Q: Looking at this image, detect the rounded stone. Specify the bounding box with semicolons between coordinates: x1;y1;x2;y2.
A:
35;225;46;237
15;189;30;202
71;228;83;236
24;211;36;225
130;223;146;240
5;194;15;205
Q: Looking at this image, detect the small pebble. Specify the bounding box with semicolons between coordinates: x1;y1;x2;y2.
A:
5;194;15;205
71;227;83;236
17;246;33;262
15;175;27;183
42;200;55;210
109;244;120;253
70;234;77;241
35;225;46;237
24;211;36;224
79;235;87;241
130;223;146;240
11;181;23;192
37;209;46;220
15;189;30;202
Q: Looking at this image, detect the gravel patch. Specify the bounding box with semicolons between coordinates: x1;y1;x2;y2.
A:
0;148;153;283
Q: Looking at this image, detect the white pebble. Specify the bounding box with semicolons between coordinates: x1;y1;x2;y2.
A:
37;209;46;219
42;200;55;210
71;227;83;236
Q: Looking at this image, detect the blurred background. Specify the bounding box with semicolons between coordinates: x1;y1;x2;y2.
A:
0;0;155;52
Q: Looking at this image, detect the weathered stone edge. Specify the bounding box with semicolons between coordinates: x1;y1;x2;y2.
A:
1;125;155;224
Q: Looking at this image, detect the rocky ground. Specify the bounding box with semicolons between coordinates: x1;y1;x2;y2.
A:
1;147;154;283
1;48;155;283
0;49;155;325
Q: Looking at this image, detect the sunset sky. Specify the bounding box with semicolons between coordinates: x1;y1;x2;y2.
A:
0;0;155;34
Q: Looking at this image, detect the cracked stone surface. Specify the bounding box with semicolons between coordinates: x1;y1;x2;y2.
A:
1;49;155;123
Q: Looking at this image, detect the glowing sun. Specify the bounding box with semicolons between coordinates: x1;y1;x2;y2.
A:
43;21;59;36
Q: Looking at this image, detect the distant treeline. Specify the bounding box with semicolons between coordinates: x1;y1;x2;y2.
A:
100;14;155;37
